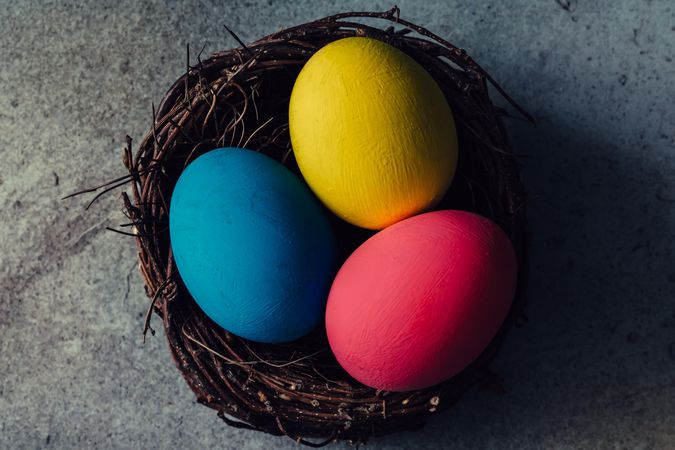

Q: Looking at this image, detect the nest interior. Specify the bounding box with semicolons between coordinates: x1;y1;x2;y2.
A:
106;7;529;447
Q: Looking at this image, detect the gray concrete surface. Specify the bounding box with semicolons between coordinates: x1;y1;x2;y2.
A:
1;0;674;448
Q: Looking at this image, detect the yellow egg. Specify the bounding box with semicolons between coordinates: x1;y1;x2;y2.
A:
289;37;458;230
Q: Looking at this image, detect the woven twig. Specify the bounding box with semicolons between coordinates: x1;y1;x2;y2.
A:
74;6;530;446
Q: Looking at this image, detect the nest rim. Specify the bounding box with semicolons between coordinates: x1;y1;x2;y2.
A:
109;6;529;446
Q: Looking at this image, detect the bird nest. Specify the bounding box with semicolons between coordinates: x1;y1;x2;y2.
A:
76;6;530;446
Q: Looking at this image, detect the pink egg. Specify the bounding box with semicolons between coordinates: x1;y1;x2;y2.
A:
325;210;517;392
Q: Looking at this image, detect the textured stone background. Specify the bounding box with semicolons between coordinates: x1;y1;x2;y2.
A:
1;0;674;448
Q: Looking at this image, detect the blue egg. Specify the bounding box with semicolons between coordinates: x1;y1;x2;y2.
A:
169;148;338;343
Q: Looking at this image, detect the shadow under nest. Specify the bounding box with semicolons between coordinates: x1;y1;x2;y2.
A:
79;7;531;447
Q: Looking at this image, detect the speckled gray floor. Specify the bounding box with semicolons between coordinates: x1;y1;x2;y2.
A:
1;0;674;448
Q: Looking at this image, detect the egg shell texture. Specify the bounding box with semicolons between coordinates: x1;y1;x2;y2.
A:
169;148;338;343
325;210;517;391
289;37;458;230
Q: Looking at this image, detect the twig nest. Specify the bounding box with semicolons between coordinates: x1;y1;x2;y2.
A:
118;7;529;446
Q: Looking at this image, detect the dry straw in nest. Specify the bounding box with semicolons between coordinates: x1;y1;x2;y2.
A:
72;6;531;446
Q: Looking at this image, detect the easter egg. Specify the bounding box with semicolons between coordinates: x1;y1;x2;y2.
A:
169;148;338;343
325;210;517;391
289;36;458;230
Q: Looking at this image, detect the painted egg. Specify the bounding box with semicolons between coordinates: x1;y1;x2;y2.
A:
325;210;517;391
169;148;338;343
289;36;458;230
